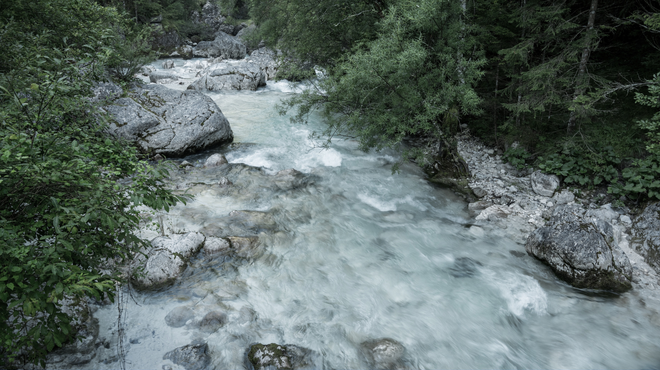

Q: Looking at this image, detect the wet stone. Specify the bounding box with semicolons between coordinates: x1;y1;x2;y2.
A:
448;257;483;278
163;342;211;370
245;343;314;370
198;311;227;333
360;338;407;370
165;306;194;328
205;153;228;167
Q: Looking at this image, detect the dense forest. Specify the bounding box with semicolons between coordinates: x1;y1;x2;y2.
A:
1;0;660;366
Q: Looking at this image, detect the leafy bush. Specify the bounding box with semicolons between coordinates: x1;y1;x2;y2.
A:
502;146;530;170
0;0;185;366
106;24;158;82
609;155;660;201
537;146;621;187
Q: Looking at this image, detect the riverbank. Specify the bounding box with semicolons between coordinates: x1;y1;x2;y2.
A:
455;130;660;294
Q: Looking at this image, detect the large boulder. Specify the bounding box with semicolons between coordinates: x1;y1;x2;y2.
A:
163;342;211;370
530;170;560;197
193;32;246;59
245;343;315;370
631;202;660;274
247;47;279;80
188;61;266;91
132;232;206;290
525;204;633;292
100;83;233;157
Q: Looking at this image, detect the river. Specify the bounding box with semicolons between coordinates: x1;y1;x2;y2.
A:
61;59;660;369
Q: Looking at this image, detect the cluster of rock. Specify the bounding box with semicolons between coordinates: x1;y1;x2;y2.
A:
457;133;660;293
150;1;251;59
93;82;233;157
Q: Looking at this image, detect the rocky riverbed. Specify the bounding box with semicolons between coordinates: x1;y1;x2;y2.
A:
39;56;660;369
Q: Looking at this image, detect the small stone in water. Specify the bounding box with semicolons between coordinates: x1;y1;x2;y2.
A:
205;153;228;167
165;306;194;328
448;257;483;278
198;311;227;333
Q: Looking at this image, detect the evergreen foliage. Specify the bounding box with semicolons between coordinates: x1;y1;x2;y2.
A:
276;0;484;173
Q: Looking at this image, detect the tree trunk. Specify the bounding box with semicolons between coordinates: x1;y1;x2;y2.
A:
567;0;599;132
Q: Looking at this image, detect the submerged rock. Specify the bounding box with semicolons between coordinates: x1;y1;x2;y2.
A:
631;202;660;274
201;210;277;237
100;83;233;157
165;306;195;328
197;311;227;333
274;168;307;190
448;257;483;278
525;204;633;292
245;343;314;370
360;338;407;370
149;71;179;83
163;342;211;370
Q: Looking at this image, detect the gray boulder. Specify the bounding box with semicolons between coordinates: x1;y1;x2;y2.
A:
247;47;279;80
101;83;233;157
193;32;246;59
188;61;266;91
360;338;407;370
530;170;560;197
203;237;231;255
631;202;660;274
163;342;211;370
245;343;315;370
132;232;206;290
525;204;633;292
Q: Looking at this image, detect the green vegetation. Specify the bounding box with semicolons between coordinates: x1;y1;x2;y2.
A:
0;0;185;366
247;0;660;204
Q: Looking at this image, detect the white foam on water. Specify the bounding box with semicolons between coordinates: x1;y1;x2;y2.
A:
358;193;398;212
483;270;548;317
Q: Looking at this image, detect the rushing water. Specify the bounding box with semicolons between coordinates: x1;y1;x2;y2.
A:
60;59;660;370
